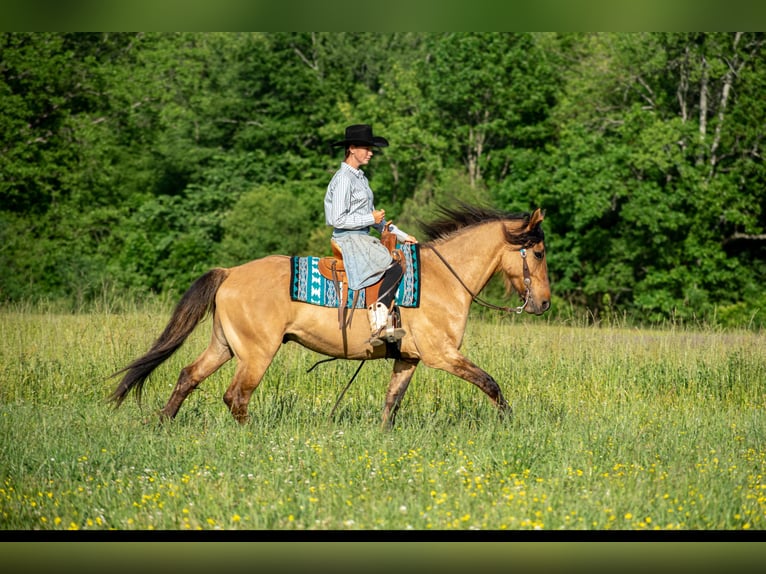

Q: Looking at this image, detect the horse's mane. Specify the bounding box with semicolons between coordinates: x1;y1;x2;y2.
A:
419;202;544;247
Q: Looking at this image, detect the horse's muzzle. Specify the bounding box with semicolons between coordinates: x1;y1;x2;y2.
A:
529;298;550;315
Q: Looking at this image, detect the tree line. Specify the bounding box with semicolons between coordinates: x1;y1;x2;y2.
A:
1;32;764;326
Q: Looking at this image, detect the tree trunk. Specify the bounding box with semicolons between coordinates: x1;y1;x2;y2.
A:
677;45;689;123
708;32;742;178
698;56;708;141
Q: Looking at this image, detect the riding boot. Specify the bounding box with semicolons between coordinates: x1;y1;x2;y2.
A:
367;302;406;347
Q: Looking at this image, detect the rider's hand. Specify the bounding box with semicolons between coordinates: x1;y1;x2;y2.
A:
372;209;386;224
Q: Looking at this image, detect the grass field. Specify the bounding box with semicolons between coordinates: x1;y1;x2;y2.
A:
0;305;764;533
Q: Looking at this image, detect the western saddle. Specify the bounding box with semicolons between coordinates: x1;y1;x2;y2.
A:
317;224;405;329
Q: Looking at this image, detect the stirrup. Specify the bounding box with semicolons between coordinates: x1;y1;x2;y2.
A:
369;330;386;347
369;325;406;347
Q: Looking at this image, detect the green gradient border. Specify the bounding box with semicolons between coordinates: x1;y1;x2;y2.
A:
2;0;765;31
2;541;766;573
3;2;765;569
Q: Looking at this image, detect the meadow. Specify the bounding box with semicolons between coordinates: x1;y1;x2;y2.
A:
0;303;764;533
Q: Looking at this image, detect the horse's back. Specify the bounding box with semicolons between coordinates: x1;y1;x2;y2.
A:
224;254;291;283
215;255;292;308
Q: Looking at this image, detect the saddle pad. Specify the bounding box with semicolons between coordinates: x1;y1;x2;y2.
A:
290;244;420;308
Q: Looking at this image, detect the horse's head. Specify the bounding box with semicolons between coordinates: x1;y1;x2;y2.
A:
420;203;552;315
501;208;551;315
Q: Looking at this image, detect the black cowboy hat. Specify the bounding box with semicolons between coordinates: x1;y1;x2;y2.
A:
331;124;389;148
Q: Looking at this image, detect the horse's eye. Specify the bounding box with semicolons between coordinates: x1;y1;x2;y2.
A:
534;251;544;261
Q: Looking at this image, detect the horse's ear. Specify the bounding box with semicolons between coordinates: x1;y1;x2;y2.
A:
528;208;544;230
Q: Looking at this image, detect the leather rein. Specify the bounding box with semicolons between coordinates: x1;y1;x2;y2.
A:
424;244;532;315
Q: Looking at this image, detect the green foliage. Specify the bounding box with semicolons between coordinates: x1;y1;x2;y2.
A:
421;33;559;187
107;178;242;293
217;183;317;266
397;169;492;233
1;32;765;326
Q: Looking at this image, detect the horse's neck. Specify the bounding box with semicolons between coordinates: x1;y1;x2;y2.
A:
426;223;505;295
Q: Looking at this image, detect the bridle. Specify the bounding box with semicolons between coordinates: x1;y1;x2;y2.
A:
425;244;532;315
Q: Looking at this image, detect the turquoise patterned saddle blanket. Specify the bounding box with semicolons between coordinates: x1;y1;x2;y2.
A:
290;244;421;308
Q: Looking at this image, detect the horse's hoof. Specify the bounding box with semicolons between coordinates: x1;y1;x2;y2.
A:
153;409;175;425
232;413;250;425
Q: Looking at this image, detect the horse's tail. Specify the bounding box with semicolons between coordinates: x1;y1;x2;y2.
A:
109;267;230;407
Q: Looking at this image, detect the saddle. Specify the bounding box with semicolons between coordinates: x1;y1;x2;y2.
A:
317;224;405;328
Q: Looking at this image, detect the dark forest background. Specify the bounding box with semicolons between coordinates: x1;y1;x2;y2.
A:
2;32;765;326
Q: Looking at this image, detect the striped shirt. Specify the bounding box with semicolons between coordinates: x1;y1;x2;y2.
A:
324;162;412;290
324;162;409;242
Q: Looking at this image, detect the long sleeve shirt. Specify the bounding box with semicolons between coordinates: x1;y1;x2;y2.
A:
324;162;409;242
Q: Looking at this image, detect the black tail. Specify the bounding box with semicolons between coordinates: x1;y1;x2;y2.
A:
109;268;230;407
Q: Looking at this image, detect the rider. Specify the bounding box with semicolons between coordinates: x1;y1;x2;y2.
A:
324;124;418;346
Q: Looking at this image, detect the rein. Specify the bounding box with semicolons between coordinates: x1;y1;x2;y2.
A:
424;244;532;315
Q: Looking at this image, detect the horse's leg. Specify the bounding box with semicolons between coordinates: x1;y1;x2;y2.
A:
160;327;232;421
430;349;511;414
223;361;268;424
222;337;282;424
381;358;420;430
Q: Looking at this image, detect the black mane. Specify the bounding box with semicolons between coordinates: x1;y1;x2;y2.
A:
419;202;544;247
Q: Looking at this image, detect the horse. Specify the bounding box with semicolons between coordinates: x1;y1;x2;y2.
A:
110;204;551;428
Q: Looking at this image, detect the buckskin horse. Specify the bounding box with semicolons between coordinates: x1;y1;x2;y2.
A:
110;204;551;428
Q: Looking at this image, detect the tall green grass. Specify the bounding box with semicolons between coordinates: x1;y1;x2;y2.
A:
1;306;764;531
